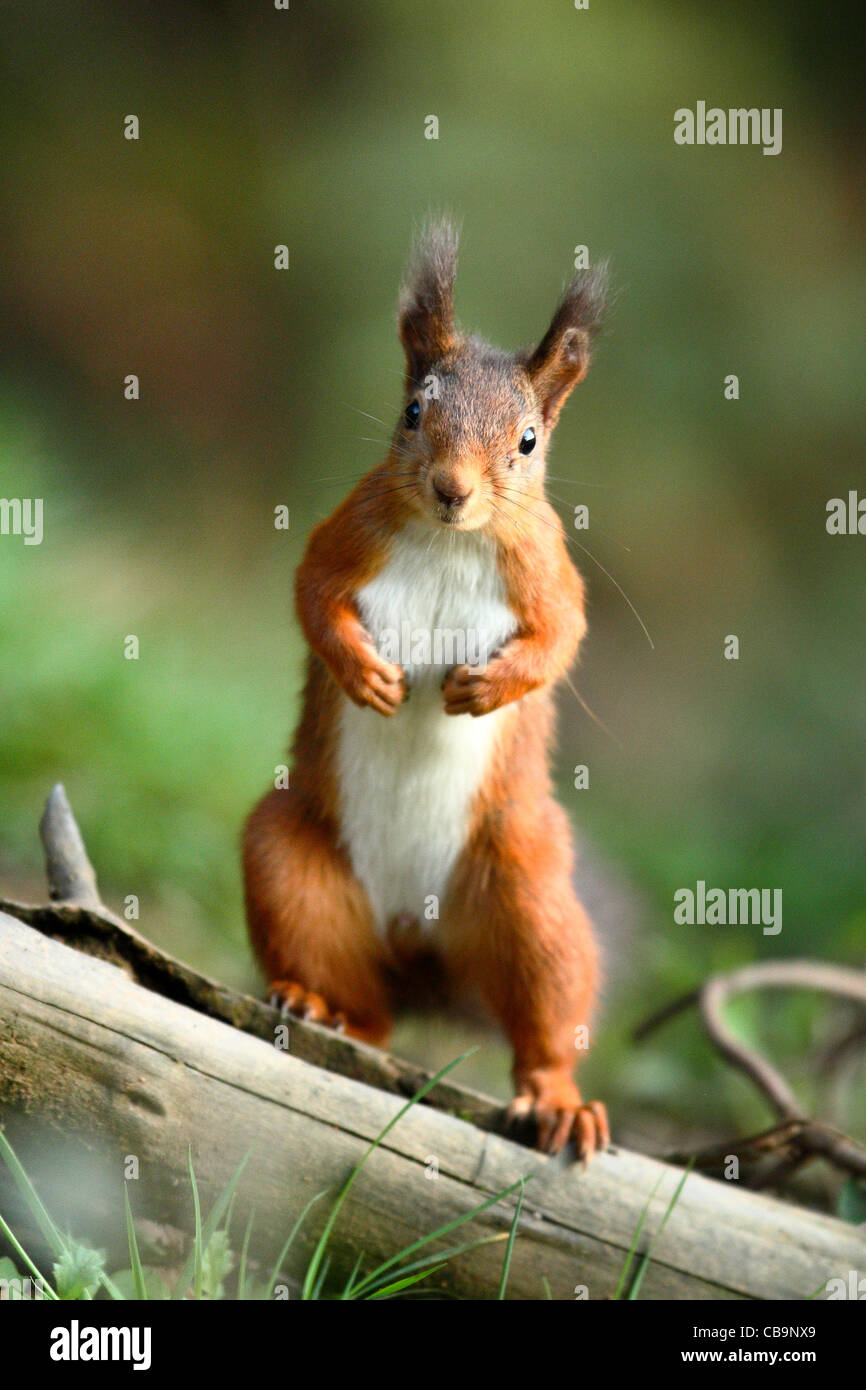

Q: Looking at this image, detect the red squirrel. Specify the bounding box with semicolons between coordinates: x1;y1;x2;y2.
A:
243;219;609;1159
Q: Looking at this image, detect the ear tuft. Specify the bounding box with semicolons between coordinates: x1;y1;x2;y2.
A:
553;261;609;346
398;215;460;382
526;260;609;425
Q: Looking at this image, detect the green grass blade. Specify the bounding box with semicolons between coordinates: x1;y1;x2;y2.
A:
0;1128;68;1256
311;1254;331;1300
222;1188;238;1241
341;1250;365;1300
350;1175;526;1299
627;1160;693;1301
301;1048;477;1301
97;1270;128;1301
0;1210;59;1300
266;1190;328;1299
188;1147;204;1301
123;1185;148;1301
355;1233;507;1299
497;1177;524;1299
383;1285;460;1299
542;1275;553;1299
170;1150;250;1301
366;1265;447;1299
613;1168;666;1299
237;1211;255;1301
0;1131;119;1300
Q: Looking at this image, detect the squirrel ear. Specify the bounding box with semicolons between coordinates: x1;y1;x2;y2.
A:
398;217;459;384
525;263;608;427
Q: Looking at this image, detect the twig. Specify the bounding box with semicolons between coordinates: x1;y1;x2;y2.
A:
636;962;866;1178
818;1019;866;1079
700;962;866;1120
664;1116;866;1186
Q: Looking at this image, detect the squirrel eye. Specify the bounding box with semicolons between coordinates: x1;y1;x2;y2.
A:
519;427;536;456
404;400;421;430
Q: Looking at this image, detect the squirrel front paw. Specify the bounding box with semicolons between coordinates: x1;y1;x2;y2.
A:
442;659;531;716
339;642;408;716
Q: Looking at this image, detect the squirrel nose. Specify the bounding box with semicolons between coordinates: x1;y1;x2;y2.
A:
433;482;473;509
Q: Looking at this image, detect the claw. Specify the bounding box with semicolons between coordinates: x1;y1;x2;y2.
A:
509;1081;609;1163
266;979;349;1033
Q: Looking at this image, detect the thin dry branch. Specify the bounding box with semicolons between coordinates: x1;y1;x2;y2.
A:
636;962;866;1178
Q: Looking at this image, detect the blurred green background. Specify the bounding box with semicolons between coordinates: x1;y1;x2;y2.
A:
1;1;863;1183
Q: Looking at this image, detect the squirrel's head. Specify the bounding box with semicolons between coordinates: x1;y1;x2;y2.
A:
394;217;607;532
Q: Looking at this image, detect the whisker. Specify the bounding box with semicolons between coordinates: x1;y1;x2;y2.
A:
545;472;610;489
541;488;632;554
343;404;387;426
494;487;565;536
358;438;417;461
489;498;521;535
361;479;419;492
563;672;622;748
358;483;420;503
579;521;631;554
307;472;364;484
352;438;417;465
494;489;654;649
306;464;417;488
569;536;653;648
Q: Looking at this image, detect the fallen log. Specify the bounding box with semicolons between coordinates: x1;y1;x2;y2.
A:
1;906;865;1300
1;786;864;1299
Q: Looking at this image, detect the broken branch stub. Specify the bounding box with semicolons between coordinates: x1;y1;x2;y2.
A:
38;783;102;909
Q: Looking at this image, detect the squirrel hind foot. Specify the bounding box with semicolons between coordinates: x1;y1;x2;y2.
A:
266;978;391;1046
267;979;344;1028
507;1086;610;1162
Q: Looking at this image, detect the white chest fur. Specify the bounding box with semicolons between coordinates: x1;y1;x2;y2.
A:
336;522;517;932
